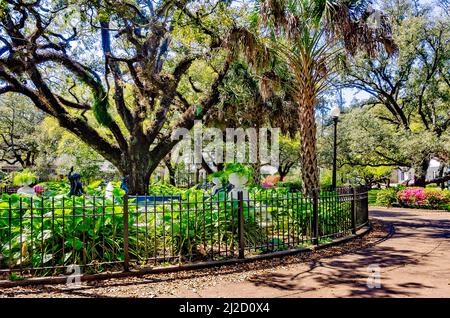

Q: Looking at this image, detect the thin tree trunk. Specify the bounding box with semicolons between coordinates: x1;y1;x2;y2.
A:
437;163;445;189
251;118;262;185
195;167;200;184
166;164;176;186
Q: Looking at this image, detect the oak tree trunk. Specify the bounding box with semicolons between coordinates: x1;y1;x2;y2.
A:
414;155;430;187
126;169;152;195
119;144;154;195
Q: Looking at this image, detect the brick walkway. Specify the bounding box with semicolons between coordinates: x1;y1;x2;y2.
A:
161;208;450;298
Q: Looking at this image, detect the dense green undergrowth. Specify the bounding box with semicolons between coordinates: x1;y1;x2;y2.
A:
0;185;354;275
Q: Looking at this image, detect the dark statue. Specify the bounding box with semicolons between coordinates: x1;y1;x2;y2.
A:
120;177;129;194
68;167;84;196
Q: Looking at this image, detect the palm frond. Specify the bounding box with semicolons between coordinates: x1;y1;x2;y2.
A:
322;0;398;57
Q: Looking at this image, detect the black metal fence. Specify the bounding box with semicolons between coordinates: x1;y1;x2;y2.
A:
0;187;369;278
0;186;19;195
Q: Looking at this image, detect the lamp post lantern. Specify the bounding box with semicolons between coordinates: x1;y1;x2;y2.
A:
330;106;341;189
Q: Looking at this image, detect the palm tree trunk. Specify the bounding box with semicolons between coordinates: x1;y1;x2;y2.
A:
297;82;320;195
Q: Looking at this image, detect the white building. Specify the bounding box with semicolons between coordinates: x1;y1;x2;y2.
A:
394;159;447;185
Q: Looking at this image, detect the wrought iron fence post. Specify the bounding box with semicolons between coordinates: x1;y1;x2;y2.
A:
312;189;319;245
123;194;130;272
237;191;245;259
351;187;357;234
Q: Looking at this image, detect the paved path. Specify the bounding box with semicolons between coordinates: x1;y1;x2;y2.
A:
162;208;450;298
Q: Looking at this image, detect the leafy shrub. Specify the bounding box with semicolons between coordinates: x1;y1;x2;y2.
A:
148;183;185;195
0;193;133;272
210;163;254;184
424;189;449;209
375;188;397;207
394;184;407;191
368;189;379;206
12;169;37;187
277;181;302;192
319;170;333;188
38;181;70;196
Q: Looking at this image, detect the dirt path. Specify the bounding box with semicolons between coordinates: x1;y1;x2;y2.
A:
1;208;449;298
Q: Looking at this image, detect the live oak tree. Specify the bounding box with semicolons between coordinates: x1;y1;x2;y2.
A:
323;106;450;187
341;0;450;186
0;94;44;168
277;135;300;181
0;0;252;194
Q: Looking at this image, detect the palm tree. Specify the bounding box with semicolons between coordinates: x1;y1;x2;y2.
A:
252;0;396;195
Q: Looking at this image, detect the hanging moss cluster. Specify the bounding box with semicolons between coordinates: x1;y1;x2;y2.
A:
92;92;112;127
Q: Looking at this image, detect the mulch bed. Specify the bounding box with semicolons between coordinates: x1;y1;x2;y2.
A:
0;219;390;298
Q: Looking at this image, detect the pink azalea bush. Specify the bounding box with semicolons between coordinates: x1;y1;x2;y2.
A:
397;187;449;209
397;187;426;206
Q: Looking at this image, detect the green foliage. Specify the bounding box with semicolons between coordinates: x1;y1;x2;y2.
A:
0;170;7;182
320;170;332;188
38;180;125;197
8;273;24;281
38;182;70;197
12;169;37;187
148;183;184;195
423;189;449;209
0;194;135;271
0;187;359;274
210;163;254;184
0;94;43;170
92;93;112;127
368;189;378;206
337;1;450;181
278;135;301;178
55;129;115;184
277;181;302;192
375;188;398;207
31;117;61;181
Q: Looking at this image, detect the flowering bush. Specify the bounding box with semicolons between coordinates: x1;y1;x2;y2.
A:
424;189;449;208
397;187;426;206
